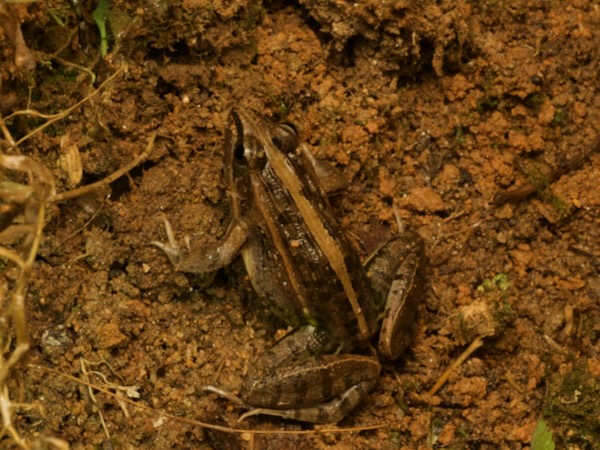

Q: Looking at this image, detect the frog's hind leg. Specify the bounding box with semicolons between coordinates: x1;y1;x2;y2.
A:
239;376;376;423
364;232;426;360
239;325;381;423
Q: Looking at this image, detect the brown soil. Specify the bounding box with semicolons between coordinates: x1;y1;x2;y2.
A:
1;1;599;449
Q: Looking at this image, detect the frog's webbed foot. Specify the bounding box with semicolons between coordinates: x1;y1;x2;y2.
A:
203;385;247;406
152;218;249;274
151;218;184;267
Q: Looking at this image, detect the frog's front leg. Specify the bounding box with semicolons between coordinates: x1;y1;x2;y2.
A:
152;219;248;274
239;325;380;423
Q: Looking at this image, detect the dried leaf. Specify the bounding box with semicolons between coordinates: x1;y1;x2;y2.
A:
59;135;83;187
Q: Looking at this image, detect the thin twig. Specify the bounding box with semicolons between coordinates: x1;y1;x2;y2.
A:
0;113;16;146
51;132;156;203
30;364;387;436
80;359;111;440
494;134;600;204
427;336;484;397
5;67;125;147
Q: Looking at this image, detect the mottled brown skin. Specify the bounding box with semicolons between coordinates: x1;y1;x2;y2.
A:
155;108;426;423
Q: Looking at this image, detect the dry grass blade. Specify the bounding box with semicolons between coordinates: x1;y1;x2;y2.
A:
494;134;600;204
427;336;484;397
0;110;153;447
51;132;156;203
3;67;125;148
0;153;55;448
30;364;387;437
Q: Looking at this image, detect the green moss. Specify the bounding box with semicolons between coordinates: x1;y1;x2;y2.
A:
544;363;600;447
520;161;572;221
476;96;500;113
454;124;466;145
523;92;546;113
550;108;566;127
242;1;266;30
476;273;510;294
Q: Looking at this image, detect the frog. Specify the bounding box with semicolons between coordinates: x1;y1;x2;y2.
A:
154;107;425;423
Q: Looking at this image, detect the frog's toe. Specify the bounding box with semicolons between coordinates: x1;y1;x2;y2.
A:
161;218;179;248
151;218;182;265
203;385;247;406
151;239;179;262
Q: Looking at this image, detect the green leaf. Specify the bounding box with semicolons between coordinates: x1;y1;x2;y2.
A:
92;0;110;56
531;419;555;450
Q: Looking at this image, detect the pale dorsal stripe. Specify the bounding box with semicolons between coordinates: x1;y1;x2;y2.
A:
243;110;368;341
250;176;311;316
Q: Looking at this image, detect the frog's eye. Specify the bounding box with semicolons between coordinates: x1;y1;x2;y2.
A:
234;143;249;165
235;137;266;169
272;123;298;154
229;113;250;165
